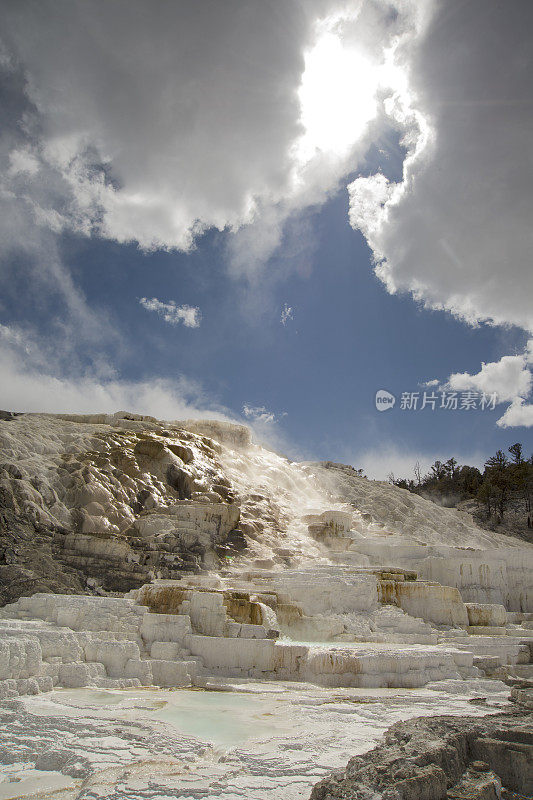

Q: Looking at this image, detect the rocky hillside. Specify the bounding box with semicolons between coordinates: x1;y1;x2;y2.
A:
0;411;337;605
1;412;532;610
309;461;526;550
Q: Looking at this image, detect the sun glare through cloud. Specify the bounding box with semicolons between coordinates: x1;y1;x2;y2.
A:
296;31;379;161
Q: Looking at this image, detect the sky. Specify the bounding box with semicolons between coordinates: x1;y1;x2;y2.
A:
0;0;532;479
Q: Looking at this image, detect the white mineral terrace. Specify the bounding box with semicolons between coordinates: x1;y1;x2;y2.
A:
2;574;532;799
1;414;533;798
1;571;532;699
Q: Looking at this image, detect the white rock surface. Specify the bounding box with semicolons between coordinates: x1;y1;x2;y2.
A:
466;602;508;627
2;412;532;612
1;412;533;798
2;568;531;697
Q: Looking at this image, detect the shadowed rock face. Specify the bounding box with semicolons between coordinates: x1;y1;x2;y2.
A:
0;507;87;605
309;711;533;800
0;412;246;603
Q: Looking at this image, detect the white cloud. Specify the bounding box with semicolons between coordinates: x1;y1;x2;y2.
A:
497;398;533;429
139;297;201;328
0;331;231;421
281;304;294;326
447;354;532;405
348;0;533;334
8;148;39;176
348;173;394;244
0;1;421;271
0;323;31;352
243;405;277;425
425;341;533;426
0;1;323;252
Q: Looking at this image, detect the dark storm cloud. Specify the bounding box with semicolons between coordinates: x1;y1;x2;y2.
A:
0;0;339;249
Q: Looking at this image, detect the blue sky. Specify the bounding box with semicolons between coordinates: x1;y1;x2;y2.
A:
68;186;533;470
0;0;532;478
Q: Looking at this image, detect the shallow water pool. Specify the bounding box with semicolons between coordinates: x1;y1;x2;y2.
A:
154;689;291;746
0;681;510;800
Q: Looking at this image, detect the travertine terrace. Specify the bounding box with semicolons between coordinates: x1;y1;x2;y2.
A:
0;412;532;798
1;411;533;696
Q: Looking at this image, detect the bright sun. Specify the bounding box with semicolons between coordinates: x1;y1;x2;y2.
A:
297;32;379;160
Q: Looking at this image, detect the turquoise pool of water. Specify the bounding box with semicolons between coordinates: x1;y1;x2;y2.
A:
45;688;291;748
154;690;289;747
